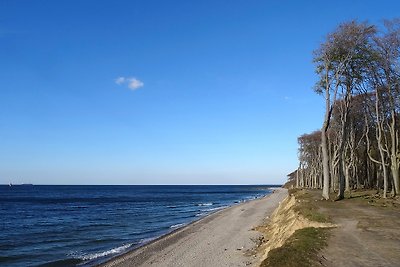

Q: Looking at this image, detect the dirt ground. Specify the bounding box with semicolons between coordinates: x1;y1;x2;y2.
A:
306;190;400;267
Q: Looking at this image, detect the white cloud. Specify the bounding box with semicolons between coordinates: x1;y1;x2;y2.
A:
115;77;126;85
115;76;144;90
127;78;144;90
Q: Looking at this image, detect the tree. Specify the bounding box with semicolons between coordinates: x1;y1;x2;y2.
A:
294;19;400;199
313;21;376;200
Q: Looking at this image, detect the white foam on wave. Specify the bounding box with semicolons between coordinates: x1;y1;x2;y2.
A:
170;223;186;229
197;202;213;206
139;236;157;245
81;243;132;261
205;206;228;212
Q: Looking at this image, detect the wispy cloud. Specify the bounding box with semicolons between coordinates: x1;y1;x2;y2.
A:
115;76;144;90
127;78;144;90
115;77;126;85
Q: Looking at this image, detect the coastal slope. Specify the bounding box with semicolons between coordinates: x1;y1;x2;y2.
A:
260;188;400;267
100;188;287;267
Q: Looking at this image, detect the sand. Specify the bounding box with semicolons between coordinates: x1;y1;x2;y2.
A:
99;188;288;267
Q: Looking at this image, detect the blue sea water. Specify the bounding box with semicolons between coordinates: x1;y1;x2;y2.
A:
0;185;277;266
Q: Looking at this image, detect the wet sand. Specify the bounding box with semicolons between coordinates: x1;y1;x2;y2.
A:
99;188;287;267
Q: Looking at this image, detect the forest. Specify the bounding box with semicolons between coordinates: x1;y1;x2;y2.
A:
291;19;400;200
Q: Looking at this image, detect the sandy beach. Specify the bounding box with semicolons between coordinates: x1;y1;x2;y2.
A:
99;188;287;267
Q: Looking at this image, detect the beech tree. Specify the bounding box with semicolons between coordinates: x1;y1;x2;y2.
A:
298;131;322;188
373;20;400;195
295;19;400;200
313;21;376;199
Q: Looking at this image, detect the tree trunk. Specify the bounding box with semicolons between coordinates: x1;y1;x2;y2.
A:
375;89;389;198
389;112;399;195
336;88;351;200
321;71;332;200
345;164;351;192
322;124;331;200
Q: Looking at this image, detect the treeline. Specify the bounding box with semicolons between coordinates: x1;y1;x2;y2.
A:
293;19;400;200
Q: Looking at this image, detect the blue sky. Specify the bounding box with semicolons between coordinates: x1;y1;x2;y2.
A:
1;0;399;185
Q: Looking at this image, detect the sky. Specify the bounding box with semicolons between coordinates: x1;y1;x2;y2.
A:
1;0;399;185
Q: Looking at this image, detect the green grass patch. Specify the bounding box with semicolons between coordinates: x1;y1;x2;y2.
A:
294;202;329;223
261;227;329;267
291;190;331;223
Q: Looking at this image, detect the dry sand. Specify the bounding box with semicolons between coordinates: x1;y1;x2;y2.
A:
99;188;287;267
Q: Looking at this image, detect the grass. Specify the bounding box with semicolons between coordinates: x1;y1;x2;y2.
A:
345;190;400;208
261;227;329;267
260;188;332;267
261;187;399;267
289;189;331;223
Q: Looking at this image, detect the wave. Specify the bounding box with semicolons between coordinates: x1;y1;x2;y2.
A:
197;202;213;206
1;185;272;266
205;206;228;212
138;237;158;244
169;223;186;229
81;243;132;261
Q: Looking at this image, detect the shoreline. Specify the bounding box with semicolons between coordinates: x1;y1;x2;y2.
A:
93;187;278;265
99;188;287;267
95;188;269;264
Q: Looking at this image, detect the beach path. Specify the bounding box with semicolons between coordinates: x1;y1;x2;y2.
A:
317;192;400;267
100;188;288;267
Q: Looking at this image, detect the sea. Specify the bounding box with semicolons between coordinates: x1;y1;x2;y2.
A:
0;185;278;266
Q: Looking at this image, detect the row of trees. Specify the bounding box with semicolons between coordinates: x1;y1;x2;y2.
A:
294;19;400;200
